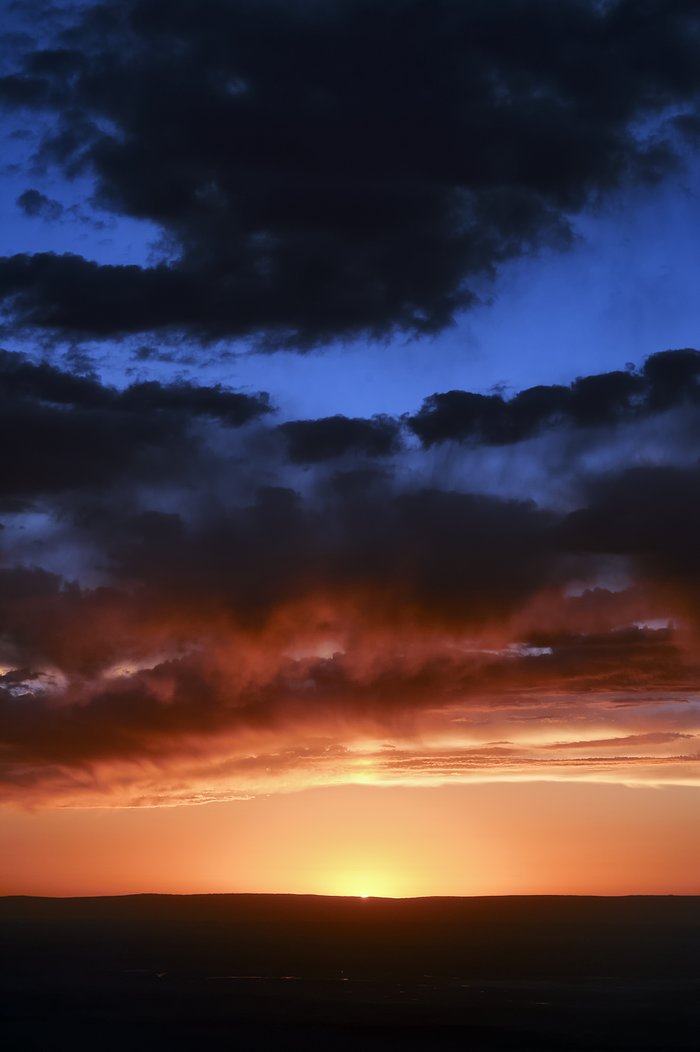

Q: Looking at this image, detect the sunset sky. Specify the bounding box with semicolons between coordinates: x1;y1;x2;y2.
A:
1;0;700;897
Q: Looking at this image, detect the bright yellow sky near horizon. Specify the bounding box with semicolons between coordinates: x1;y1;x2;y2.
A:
2;781;699;898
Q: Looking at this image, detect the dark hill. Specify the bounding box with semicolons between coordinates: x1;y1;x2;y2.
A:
1;895;699;1050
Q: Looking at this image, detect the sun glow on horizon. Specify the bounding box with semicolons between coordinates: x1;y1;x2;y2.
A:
3;782;700;898
323;868;409;900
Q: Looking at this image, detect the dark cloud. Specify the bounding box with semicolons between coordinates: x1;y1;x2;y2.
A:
1;1;700;344
183;488;552;621
560;463;700;594
278;414;402;463
515;626;691;693
0;347;108;405
407;349;700;446
0;473;566;689
16;188;109;230
642;347;700;410
0;350;272;425
0;350;270;501
16;188;64;221
119;379;271;424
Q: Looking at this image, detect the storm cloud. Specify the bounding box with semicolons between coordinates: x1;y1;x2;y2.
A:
1;0;700;344
0;349;271;503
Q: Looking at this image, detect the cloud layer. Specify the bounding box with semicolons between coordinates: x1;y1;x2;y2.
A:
2;347;700;805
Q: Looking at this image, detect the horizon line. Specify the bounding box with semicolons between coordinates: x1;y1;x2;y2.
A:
3;890;699;901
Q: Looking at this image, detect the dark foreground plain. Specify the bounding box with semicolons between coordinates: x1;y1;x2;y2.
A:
1;895;699;1051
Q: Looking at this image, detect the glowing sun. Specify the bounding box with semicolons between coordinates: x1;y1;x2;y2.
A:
325;869;405;899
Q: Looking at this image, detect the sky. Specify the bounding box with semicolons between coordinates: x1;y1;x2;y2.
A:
1;0;700;897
